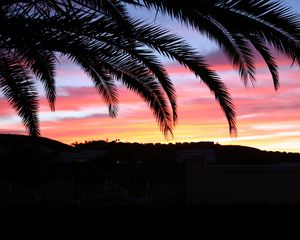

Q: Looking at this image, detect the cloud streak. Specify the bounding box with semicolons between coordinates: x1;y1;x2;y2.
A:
1;50;300;152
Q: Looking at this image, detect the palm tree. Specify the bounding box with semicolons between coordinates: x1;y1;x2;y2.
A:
135;0;300;86
1;0;299;138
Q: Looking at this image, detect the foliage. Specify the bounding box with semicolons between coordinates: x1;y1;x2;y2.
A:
1;1;300;137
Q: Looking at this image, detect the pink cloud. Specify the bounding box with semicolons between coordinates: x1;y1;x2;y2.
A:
1;48;300;153
0;99;18;117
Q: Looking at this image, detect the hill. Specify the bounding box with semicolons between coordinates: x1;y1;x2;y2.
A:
0;134;71;152
215;144;300;164
0;134;72;176
73;140;300;167
1;134;300;176
1;135;300;208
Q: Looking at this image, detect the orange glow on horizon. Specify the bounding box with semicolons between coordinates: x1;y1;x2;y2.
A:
1;51;300;153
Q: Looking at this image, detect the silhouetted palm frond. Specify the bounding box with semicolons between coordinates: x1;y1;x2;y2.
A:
0;50;40;136
247;35;279;90
0;2;177;136
2;0;299;138
138;0;300;87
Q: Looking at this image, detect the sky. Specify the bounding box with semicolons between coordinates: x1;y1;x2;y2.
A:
1;0;300;153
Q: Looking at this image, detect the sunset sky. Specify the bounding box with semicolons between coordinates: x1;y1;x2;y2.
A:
1;0;300;153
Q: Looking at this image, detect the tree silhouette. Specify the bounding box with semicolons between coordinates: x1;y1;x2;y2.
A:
1;0;299;137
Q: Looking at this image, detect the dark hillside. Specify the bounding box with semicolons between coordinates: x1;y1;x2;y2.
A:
1;135;300;177
0;134;71;151
74;140;300;165
1;136;300;214
0;134;72;176
215;144;300;164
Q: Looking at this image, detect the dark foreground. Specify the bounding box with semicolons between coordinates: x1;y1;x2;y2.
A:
3;204;300;224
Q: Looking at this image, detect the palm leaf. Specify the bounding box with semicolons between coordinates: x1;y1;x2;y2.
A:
247;35;279;90
0;51;40;136
121;21;237;133
138;0;300;79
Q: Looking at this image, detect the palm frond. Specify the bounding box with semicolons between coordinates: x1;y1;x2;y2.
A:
44;14;178;123
113;68;174;137
18;49;56;111
0;51;40;136
182;56;237;135
93;52;174;137
3;13;177;132
1;8;57;111
216;0;300;38
66;53;120;118
200;0;300;65
138;0;300;80
5;0;299;138
247;35;279;90
193;14;256;83
120;21;237;133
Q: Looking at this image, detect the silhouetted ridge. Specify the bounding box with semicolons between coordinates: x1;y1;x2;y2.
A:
74;140;300;166
1;135;300;177
0;134;72;177
0;134;71;151
215;144;300;164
